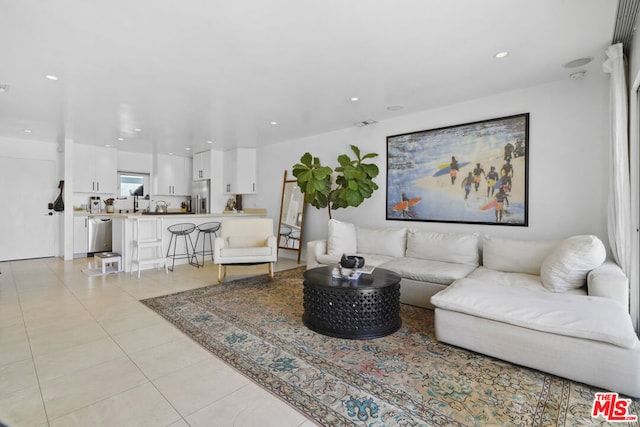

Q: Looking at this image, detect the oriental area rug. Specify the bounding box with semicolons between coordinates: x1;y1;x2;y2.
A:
142;267;639;426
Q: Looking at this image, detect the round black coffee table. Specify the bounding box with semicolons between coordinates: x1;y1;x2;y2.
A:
302;266;402;339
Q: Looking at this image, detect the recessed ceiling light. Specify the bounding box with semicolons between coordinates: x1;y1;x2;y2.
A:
104;144;111;148
494;51;509;59
387;105;404;111
350;97;359;102
185;147;191;151
44;74;59;81
563;57;593;68
117;137;124;141
24;129;32;133
207;140;213;144
134;128;142;132
270;121;278;125
168;152;173;156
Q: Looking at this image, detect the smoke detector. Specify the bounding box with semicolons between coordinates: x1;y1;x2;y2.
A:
0;83;9;93
387;105;404;111
570;71;586;80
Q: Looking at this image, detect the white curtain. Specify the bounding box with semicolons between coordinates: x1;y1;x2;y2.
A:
602;43;632;285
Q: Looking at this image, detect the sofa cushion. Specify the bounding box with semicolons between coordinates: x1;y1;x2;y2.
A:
316;253;342;266
431;278;638;349
381;257;477;285
482;236;559;275
316;253;396;268
406;230;479;266
357;253;398;267
467;267;587;296
327;219;357;255
356;226;406;258
540;235;606;292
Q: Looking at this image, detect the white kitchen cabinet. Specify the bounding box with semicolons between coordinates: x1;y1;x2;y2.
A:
223;148;256;194
222;149;235;194
73;216;88;256
74;145;118;193
192;150;211;180
155;154;192;195
181;157;192;195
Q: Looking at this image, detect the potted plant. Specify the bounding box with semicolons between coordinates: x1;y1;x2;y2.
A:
103;198;115;213
292;145;379;218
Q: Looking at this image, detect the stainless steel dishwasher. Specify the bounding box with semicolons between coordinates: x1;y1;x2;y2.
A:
88;216;112;254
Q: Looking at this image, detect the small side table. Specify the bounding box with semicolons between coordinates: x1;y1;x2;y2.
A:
93;252;123;275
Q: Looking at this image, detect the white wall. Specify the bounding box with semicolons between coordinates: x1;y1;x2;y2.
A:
117;150;153;173
254;74;610;250
0;136;59;160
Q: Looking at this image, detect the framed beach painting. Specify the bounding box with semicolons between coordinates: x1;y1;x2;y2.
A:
386;113;529;226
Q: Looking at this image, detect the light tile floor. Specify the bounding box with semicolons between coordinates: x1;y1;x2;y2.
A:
0;256;317;427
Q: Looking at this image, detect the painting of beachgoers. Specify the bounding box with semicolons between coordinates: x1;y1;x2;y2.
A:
386;113;529;226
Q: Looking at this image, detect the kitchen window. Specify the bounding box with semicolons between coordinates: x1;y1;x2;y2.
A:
119;172;149;197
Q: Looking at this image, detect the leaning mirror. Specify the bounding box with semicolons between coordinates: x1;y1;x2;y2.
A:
277;170;305;263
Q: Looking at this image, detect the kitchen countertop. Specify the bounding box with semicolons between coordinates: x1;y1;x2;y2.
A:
74;210;266;218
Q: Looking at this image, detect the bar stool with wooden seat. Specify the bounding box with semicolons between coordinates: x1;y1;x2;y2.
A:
166;223;198;271
192;221;221;267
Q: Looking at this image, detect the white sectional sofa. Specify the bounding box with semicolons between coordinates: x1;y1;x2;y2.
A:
307;220;481;309
306;220;640;397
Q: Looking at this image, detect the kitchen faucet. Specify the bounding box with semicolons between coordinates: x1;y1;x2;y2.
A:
133;195;139;213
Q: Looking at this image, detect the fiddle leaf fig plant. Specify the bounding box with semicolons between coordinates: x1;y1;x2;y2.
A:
292;153;333;210
292;145;379;218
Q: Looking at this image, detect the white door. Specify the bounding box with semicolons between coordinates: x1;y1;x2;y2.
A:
0;156;57;261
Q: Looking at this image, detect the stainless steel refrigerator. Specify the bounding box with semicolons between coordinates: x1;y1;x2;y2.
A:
192;179;210;214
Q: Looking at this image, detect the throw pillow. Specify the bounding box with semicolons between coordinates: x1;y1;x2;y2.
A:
540;235;607;292
327;219;357;255
482;235;560;275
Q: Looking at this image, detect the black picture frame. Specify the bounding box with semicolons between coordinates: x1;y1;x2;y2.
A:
386;113;529;226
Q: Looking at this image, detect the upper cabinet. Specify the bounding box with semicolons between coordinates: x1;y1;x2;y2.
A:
193;150;212;180
223;148;257;194
154;154;192;195
74;145;118;193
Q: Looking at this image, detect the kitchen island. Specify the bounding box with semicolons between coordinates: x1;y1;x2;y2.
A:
109;211;267;273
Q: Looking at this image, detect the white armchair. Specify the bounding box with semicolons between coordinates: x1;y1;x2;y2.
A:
214;218;278;282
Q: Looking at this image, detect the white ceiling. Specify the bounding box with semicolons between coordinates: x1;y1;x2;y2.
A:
0;1;618;155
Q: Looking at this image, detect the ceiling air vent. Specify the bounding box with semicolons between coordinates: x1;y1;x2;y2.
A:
612;0;640;53
354;120;377;127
